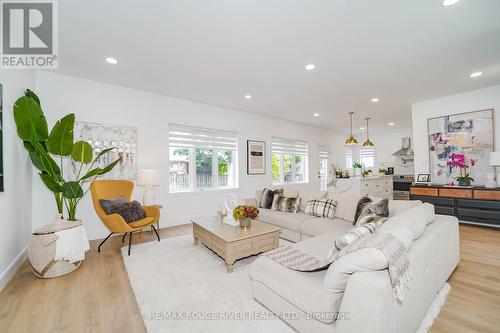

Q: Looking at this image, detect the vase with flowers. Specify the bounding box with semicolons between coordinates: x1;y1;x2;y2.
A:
232;205;259;230
447;153;476;186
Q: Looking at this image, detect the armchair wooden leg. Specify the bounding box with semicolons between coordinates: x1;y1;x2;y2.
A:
98;233;113;253
151;225;160;242
122;233;128;243
128;232;133;256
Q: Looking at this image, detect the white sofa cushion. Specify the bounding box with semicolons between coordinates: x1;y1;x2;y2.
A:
327;192;363;223
381;226;414;249
323;226;413;293
323;248;388;292
258;209;312;232
297;189;328;212
379;204;428;240
389;200;422;217
422;202;435;224
300;218;353;238
250;232;343;324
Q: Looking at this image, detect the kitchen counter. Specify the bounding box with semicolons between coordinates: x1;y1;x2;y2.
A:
330;175;393;199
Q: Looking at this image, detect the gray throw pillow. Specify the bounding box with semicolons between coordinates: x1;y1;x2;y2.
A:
355;198;389;227
99;196;126;215
354;196;373;225
100;198;146;223
259;188;283;209
271;194;300;213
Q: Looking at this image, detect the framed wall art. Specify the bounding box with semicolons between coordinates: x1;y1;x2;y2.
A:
427;109;494;185
69;121;138;180
247;140;266;175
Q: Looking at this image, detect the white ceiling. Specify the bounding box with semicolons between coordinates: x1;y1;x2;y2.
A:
56;0;500;132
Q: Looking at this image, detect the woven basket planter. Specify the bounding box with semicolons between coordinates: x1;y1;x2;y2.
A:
28;219;83;278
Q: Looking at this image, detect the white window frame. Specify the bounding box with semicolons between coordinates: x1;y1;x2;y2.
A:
272;137;309;185
345;146;353;170
319;145;330;191
360;147;375;168
169;124;238;193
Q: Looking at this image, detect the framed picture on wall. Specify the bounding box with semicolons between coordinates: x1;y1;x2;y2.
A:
247;140;266;175
427;109;494;185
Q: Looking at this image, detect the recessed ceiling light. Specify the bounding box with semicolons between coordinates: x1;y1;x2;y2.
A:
388;122;395;126
105;57;118;64
360;127;365;130
313;113;320;117
371;98;380;103
305;64;316;71
442;0;460;7
244;94;252;99
469;71;483;78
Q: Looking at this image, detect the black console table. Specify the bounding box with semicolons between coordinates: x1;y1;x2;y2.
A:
410;185;500;228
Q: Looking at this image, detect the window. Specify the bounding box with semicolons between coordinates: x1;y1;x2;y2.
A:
319;146;330;191
169;124;238;192
360;147;375;168
345;146;353;169
272;137;308;184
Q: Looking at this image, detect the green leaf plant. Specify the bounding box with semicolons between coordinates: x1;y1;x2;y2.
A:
13;89;121;221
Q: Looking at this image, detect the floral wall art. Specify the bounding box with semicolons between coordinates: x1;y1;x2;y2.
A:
69;121;137;180
427;109;494;185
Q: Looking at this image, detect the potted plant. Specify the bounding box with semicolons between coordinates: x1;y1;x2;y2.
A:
447;153;476;186
232;205;259;230
13;89;121;278
353;162;363;176
13;89;121;221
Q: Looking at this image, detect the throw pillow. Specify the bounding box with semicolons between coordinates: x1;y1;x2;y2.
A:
333;222;378;252
102;200;147;223
304;199;337;219
354;196;373;224
259;188;283;209
99;196;126;215
271;194;301;213
355;198;389;227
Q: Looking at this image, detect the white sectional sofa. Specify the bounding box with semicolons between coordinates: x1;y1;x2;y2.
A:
248;188;460;333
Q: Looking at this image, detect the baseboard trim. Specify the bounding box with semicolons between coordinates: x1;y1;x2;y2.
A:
0;246;28;292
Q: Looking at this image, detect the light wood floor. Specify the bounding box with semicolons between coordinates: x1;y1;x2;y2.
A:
0;224;498;333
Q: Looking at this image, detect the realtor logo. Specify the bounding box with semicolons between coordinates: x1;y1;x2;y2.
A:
1;0;58;69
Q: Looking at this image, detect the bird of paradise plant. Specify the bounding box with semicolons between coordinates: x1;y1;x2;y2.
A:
13;89;121;221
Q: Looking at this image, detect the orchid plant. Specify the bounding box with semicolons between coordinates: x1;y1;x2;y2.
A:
447;153;476;185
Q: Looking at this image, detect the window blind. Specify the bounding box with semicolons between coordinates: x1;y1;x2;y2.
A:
360;147;375;167
345;146;353;169
169;124;238;150
272;137;308;155
319;146;330;159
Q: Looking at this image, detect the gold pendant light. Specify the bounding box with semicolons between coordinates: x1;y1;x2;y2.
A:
345;112;358;145
363;117;375;147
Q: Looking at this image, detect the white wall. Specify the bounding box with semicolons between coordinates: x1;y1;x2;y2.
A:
412;85;500;180
33;71;335;240
0;70;35;291
370;126;414;175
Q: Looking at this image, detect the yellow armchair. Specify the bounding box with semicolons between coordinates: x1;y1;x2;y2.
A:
90;180;161;255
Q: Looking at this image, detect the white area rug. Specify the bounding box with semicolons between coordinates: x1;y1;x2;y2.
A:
122;235;450;333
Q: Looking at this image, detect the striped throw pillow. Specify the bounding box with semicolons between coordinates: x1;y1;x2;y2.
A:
305;199;337;219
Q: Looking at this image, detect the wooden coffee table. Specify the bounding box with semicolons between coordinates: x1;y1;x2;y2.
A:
192;216;281;272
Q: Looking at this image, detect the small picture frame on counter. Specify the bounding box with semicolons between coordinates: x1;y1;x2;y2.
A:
417;174;430;183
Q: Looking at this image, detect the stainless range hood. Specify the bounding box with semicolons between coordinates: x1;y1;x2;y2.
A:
392;137;414;163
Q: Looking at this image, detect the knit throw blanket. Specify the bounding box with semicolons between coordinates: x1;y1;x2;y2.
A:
265;233;412;302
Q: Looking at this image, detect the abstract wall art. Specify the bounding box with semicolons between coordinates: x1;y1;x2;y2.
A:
427;109;494;185
70;121;137;180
